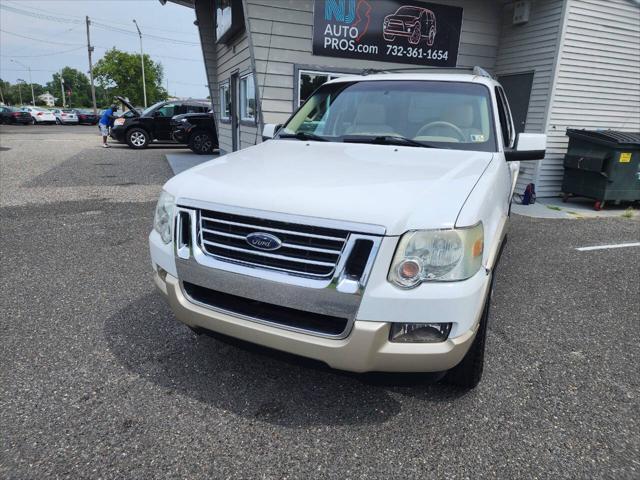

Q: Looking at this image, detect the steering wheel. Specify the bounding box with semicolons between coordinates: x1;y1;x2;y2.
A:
416;121;466;141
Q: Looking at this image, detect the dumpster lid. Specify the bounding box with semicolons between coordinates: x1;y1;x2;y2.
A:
566;129;640;147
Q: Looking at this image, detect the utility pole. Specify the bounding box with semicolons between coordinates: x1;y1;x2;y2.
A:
0;83;5;105
86;16;98;115
59;71;66;107
11;59;35;105
133;19;147;108
17;82;22;105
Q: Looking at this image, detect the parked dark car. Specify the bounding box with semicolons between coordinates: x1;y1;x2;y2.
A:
0;106;32;125
110;96;211;149
73;109;99;125
171;111;219;154
383;6;437;46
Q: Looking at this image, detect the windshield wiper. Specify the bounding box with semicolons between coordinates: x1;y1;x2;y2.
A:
279;131;328;142
342;135;435;148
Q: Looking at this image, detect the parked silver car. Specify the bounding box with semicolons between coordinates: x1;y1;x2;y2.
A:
51;108;79;125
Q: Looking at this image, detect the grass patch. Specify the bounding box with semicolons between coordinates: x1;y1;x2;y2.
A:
546;205;562;211
621;207;635;219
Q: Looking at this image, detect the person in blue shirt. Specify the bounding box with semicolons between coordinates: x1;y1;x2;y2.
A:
99;104;118;148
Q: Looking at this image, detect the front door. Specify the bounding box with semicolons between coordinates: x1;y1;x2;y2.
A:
497;72;534;134
152;102;178;140
230;72;240;151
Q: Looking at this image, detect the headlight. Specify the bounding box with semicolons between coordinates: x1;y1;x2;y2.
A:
114;118;125;126
153;191;175;244
180;118;189;123
388;223;484;288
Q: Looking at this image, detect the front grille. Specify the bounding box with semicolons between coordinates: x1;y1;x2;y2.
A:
197;208;350;278
183;282;349;336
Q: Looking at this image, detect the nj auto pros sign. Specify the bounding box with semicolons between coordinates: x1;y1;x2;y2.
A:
312;0;463;67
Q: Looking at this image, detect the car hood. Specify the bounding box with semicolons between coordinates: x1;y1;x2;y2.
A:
116;96;139;117
165;140;493;235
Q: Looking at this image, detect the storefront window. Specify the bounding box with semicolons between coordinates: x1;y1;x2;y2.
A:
298;70;349;106
240;74;255;122
219;82;230;120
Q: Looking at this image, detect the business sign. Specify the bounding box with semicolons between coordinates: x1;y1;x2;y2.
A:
312;0;463;67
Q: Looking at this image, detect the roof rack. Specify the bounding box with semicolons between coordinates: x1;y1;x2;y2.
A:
361;65;494;78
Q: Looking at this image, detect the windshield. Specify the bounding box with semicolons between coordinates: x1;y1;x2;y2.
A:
396;6;422;16
141;101;164;117
280;80;497;152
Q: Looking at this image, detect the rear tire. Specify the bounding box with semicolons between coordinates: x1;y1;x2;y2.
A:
56;118;62;125
126;127;150;149
188;129;215;154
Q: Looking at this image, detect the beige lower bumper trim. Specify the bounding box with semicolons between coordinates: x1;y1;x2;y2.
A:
158;273;477;373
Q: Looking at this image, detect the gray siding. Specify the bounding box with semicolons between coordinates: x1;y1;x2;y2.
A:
494;0;565;195
246;0;503;125
539;0;640;197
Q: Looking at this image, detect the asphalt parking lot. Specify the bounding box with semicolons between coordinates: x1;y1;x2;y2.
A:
1;124;639;479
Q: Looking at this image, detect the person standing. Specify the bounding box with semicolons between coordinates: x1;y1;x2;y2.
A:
99;104;118;148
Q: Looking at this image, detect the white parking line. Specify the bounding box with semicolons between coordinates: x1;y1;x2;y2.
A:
576;242;640;252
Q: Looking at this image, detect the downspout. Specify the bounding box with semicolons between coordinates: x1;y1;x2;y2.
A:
241;0;264;141
536;0;571;187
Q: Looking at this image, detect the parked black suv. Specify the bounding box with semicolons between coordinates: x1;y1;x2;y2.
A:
111;96;211;149
171;111;218;154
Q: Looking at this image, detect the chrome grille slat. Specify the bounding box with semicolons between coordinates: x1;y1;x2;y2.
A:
201;239;337;267
200;215;348;242
197;208;352;278
202;227;342;254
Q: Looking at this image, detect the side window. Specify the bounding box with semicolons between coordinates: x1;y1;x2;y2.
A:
298;70;349;106
173;104;187;115
240;74;256;122
155;104;176;117
219;82;230;120
495;87;515;148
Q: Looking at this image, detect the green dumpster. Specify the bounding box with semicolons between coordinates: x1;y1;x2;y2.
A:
561;129;640;210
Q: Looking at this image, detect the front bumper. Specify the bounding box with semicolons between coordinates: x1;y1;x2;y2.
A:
110;125;127;141
154;270;478;373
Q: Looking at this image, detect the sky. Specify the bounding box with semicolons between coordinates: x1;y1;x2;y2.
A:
0;0;208;99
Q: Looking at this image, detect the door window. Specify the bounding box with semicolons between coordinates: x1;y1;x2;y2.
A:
155;104;176;117
495;87;515;148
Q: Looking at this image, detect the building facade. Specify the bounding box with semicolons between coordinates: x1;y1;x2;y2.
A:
37;92;56;107
169;0;640;197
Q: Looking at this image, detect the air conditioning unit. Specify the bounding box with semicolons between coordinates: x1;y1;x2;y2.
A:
513;0;531;25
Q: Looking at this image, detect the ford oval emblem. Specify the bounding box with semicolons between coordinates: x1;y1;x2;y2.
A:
246;232;282;251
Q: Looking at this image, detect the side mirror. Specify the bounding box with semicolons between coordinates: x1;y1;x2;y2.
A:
505;133;546;161
153;111;163;118
262;123;282;141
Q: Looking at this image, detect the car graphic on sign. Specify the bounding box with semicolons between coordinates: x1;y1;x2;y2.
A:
383;5;437;46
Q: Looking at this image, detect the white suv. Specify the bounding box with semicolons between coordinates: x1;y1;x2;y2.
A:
149;70;546;388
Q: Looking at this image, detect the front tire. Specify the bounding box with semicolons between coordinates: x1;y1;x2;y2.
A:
409;23;421;45
443;281;492;389
56;118;62;125
126;127;150;149
188;129;215;154
383;32;395;42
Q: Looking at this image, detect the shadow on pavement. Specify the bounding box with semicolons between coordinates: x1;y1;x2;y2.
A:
104;293;466;427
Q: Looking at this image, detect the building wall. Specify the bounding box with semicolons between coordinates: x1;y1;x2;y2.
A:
194;0;258;153
245;0;504;125
539;0;640;197
494;0;565;195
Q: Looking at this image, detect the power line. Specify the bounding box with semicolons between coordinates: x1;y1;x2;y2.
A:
1;1;199;36
0;28;84;46
0;47;85;58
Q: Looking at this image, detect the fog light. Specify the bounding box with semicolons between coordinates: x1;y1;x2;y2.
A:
389;323;452;343
156;266;168;281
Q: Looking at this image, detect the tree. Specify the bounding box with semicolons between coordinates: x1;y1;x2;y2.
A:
93;48;167;107
46;67;92;107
